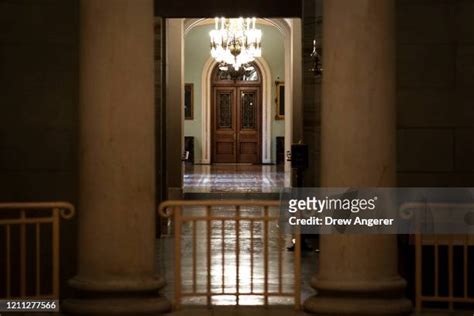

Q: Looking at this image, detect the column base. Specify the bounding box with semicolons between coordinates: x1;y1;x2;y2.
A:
62;276;171;315
304;277;412;315
304;296;412;316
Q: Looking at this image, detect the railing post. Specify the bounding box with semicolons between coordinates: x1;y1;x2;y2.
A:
294;224;301;310
35;222;41;296
415;234;422;312
52;208;60;298
206;205;212;306
236;205;240;305
174;206;182;309
20;210;26;297
263;206;269;306
6;224;11;298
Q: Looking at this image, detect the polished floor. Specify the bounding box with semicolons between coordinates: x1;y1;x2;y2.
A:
183;164;290;194
172;164;306;308
164;164;468;315
156;204;318;308
156;206;470;315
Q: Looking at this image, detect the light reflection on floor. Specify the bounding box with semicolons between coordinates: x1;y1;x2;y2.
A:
183;164;290;193
156;205;318;307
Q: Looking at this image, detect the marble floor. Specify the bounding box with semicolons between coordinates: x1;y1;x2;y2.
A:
166;164;471;315
170;164;307;309
183;164;290;194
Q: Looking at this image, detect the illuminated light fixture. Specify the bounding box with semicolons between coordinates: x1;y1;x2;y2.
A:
210;17;262;70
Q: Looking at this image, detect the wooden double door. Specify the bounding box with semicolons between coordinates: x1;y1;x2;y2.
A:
212;86;261;163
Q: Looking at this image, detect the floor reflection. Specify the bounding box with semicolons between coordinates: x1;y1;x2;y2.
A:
156;205;318;307
183;164;290;193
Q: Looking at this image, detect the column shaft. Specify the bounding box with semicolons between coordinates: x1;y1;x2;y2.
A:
304;0;412;314
165;19;184;199
64;0;170;314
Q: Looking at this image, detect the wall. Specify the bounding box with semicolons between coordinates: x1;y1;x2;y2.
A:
302;0;322;187
184;23;285;163
396;0;474;186
0;0;79;296
301;0;474;188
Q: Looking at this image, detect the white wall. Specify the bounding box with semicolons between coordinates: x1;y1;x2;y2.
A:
184;23;285;163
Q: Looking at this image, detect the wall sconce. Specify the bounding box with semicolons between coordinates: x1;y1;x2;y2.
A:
310;39;323;77
310;15;323;78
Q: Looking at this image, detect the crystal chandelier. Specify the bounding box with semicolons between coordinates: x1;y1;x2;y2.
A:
210;17;262;70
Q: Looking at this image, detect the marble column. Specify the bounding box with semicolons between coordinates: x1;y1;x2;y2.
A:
304;0;412;315
63;0;171;314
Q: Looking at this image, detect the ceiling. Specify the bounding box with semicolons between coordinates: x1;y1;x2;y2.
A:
154;0;302;18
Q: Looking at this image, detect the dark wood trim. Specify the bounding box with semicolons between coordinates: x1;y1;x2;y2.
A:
184;83;194;120
275;80;285;120
211;62;262;86
236;86;262;163
212;87;237;163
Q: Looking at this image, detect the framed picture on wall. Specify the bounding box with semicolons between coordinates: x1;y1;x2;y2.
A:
184;83;194;120
275;81;284;120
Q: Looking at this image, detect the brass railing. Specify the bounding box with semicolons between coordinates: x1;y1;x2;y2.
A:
159;200;301;310
403;203;474;311
0;202;75;299
415;234;474;311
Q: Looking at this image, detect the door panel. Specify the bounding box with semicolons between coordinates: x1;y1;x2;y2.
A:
213;88;237;163
237;87;260;163
212;86;261;164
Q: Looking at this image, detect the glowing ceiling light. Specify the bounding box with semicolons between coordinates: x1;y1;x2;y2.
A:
210;17;262;70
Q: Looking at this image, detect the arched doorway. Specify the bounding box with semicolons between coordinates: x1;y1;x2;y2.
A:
211;62;263;164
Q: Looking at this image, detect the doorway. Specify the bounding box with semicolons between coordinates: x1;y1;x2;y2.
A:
177;18;298;195
211;63;262;164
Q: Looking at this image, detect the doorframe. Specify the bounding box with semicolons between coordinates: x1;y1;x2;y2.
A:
168;18;302;173
211;64;263;164
202;57;271;164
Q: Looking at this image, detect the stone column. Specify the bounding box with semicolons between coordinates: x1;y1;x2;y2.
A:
165;19;184;200
63;0;170;314
304;0;412;315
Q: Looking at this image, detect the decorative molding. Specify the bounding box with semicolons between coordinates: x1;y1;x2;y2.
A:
184;18;287;36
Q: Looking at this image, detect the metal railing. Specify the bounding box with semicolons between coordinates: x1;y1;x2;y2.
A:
415;234;474;311
0;202;75;299
159;200;301;310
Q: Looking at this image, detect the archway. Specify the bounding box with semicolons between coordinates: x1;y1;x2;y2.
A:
201;57;273;164
210;62;263;164
168;17;301;196
183;17;300;171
